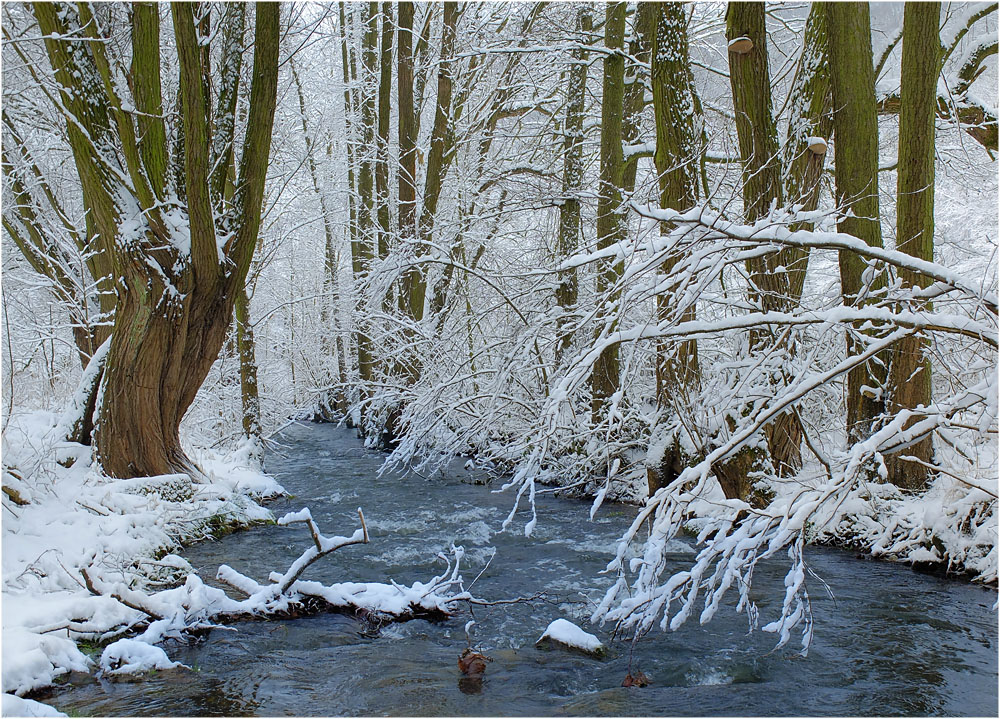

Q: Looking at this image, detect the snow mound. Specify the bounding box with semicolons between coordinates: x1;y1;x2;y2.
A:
1;628;89;696
536;618;605;656
2;694;68;717
99;639;184;676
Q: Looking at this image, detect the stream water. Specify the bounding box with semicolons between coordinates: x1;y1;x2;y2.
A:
40;423;998;716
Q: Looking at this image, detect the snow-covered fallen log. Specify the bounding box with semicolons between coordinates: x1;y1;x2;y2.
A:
72;507;471;677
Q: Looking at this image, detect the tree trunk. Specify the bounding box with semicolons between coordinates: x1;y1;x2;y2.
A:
591;1;627;423
726;3;783;223
376;2;394;261
645;2;704;496
384;2;461;448
416;1;460;269
726;2;791;317
650;2;702;400
337;2;365;412
887;2;941;489
382;0;420;447
828;2;888;445
726;1;800;478
397;1;418;271
353;1;379;397
783;2;832;290
427;5;545;329
29;2;280;479
621;2;655;195
235;285;262;457
555;4;592;363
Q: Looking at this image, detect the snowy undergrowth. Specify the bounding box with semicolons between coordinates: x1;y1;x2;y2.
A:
1;410;282;698
815;451;998;582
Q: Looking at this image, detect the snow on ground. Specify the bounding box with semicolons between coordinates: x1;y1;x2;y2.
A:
815;463;998;583
2;410;283;700
2;694;67;717
680;451;998;584
2;410;475;714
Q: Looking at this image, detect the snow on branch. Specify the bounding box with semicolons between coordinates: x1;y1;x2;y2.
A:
272;506;369;593
465;199;998;653
628;203;999;314
73;507;470;676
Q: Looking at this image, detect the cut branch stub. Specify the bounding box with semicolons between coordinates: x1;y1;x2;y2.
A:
728;36;754;55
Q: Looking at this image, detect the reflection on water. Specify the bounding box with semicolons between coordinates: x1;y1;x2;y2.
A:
39;423;998;716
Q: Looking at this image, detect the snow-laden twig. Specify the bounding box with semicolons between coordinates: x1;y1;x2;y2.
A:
271;506;369;593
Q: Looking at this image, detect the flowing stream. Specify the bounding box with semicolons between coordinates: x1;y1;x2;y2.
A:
40;423;998;716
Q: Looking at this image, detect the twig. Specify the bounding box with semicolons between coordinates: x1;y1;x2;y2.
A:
82;566;166;620
466;591;552;606
466;548;496;591
273;507;369;594
899;455;998;498
793;406;833;481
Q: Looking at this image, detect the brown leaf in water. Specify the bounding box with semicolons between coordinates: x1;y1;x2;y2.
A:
622;670;649;688
458;648;491;676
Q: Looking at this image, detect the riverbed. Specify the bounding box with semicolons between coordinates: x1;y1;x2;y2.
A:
39;423;998;716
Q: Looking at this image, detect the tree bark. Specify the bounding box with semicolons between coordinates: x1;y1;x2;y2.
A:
416;1;460;263
726;2;800;478
355;2;379;387
887;2;941;489
828;2;888;445
650;2;702;400
555;4;592;363
644;2;704;496
397;1;417;264
783;2;832;287
621;2;655;195
376;2;394;260
235;285;262;455
337;2;367;412
592;1;627;423
29;2;280;479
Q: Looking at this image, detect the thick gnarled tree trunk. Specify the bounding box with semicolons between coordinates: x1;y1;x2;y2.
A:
30;2;280;479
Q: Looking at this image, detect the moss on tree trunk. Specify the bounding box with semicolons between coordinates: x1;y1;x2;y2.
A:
887;2;941;489
828;2;888;445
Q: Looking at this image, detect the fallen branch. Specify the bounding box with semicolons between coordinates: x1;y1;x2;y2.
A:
271;506;369;593
70;507;471;676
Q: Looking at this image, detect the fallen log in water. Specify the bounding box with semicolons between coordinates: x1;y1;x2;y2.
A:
77;507;470;676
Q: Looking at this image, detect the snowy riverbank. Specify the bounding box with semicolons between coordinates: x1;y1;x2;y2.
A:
3;410;995;716
464;436;998;587
2;411;283;707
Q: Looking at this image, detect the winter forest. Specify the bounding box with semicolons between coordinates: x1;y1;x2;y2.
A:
1;1;998;716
